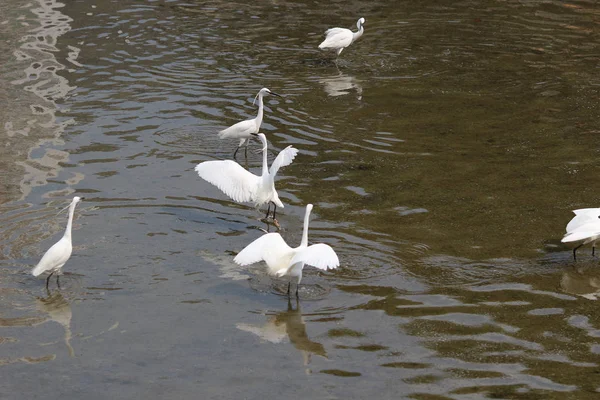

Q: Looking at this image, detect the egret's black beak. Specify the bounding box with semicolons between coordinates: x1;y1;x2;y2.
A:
269;91;282;98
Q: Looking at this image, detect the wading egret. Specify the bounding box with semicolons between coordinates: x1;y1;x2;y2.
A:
318;17;365;57
218;88;282;158
32;196;83;288
195;133;298;223
562;208;600;260
233;204;339;297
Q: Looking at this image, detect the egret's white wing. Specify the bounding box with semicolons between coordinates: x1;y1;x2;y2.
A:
562;222;600;243
566;208;600;233
218;119;257;139
32;239;71;276
269;146;298;177
233;233;291;267
290;243;339;271
319;28;353;49
195;160;260;203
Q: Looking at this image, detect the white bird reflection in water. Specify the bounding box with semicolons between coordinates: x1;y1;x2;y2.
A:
319;73;363;100
35;289;74;357
560;266;600;300
237;298;326;372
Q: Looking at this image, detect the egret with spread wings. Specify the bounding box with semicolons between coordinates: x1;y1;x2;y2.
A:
234;204;339;297
195;133;297;223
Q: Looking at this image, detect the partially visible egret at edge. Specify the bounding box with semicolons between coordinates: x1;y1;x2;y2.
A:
234;204;339;297
195;133;298;224
562;208;600;261
32;196;84;288
318;17;365;58
218;88;282;158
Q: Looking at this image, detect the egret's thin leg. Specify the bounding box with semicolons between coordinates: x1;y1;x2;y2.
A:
265;202;271;220
272;203;277;220
56;274;61;289
593;246;596;257
573;244;583;261
287;281;291;297
46;271;54;289
295;284;299;298
233;146;240;159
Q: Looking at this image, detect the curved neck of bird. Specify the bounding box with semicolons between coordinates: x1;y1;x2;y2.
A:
353;24;364;42
260;138;269;176
255;94;264;127
300;207;311;248
63;202;76;240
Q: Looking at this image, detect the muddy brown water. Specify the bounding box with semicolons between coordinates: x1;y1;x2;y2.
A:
2;0;600;399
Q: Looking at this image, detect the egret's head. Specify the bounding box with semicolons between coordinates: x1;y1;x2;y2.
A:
73;196;82;203
254;88;282;105
306;204;313;214
251;133;268;150
358;17;365;27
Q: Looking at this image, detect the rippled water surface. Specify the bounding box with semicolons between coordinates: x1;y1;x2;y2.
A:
2;0;600;398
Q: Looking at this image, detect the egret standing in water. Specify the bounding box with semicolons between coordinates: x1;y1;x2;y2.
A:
234;204;339;297
32;196;83;288
562;208;600;261
218;88;282;158
318;17;365;58
195;133;298;224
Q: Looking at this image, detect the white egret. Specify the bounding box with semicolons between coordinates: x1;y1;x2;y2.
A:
32;196;83;288
562;208;600;260
218;88;282;158
195;133;298;223
233;204;339;297
318;17;365;58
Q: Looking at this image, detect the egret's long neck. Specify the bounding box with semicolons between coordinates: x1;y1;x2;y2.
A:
300;208;311;247
261;141;269;176
352;25;364;43
63;203;76;240
256;94;264;128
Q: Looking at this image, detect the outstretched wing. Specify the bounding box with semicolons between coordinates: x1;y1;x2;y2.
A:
269;146;299;177
195;160;260;203
319;28;353;49
566;208;600;233
234;233;293;275
290;243;339;271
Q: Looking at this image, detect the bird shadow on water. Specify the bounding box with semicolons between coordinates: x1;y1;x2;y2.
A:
34;288;75;357
560;263;600;300
236;296;327;371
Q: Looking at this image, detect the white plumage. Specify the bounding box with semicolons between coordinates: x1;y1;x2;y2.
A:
218;88;282;158
562;208;600;261
195;133;298;222
32;196;83;288
234;204;339;296
318;17;365;57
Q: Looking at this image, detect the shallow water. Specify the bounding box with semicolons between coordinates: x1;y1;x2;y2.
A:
2;0;600;398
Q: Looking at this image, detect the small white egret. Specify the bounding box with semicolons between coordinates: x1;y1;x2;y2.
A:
234;204;339;297
32;196;83;288
218;88;282;158
562;208;600;260
318;17;365;58
195;133;298;223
